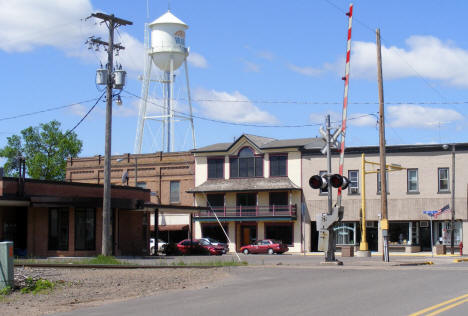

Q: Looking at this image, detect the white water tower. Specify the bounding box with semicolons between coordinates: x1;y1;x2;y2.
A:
134;10;196;153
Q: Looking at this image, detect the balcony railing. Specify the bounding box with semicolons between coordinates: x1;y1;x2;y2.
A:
195;204;297;218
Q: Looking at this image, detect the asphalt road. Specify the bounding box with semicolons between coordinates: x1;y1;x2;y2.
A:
54;257;468;316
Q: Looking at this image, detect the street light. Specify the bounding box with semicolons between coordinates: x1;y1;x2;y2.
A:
443;144;455;255
359;154;405;258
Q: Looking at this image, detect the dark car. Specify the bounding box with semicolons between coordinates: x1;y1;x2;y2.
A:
240;239;289;255
198;237;229;253
177;239;224;255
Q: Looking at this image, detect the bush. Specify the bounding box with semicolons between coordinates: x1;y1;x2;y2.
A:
0;286;12;296
20;278;54;295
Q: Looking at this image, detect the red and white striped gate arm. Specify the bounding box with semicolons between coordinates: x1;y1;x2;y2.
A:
337;3;353;207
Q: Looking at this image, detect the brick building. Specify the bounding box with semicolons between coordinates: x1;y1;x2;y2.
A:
0;177;150;257
66;152;195;243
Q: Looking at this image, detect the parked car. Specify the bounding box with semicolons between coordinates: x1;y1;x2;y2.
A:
177;239;224;255
240;239;289;255
198;237;229;253
150;238;167;255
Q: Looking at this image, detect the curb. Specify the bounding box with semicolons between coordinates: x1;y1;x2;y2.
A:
453;258;468;263
14;263;223;269
395;261;433;266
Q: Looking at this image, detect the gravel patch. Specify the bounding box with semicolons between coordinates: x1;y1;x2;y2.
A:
1;266;229;316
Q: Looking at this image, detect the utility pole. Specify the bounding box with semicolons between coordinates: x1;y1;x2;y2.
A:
89;13;132;256
376;28;389;262
450;144;455;254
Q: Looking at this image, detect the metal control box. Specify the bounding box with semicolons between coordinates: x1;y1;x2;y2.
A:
0;241;14;289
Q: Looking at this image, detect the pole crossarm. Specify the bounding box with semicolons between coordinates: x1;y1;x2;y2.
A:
90;12;133;26
89;37;125;51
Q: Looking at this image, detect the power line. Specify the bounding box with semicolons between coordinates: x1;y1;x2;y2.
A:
0;93;465;125
123;89;378;128
121;95;468;106
0;97;105;122
67;91;106;134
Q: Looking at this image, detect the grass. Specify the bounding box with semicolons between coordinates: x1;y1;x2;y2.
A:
15;255;128;266
15;256;247;267
20;278;55;295
78;255;125;265
0;286;12;296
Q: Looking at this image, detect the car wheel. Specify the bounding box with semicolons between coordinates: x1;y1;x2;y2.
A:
268;248;274;255
243;249;249;255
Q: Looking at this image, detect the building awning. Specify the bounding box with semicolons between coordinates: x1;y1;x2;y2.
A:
187;178;301;193
142;203;209;214
158;224;189;231
29;196;143;210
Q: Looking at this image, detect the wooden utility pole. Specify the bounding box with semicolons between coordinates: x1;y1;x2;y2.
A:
376;28;389;262
90;13;132;256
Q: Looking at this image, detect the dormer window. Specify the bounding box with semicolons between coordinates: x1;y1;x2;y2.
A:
230;147;263;178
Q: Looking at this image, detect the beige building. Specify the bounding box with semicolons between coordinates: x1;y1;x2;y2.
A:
189;134;324;253
302;144;468;254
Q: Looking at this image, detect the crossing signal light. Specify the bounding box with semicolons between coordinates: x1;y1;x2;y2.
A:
309;175;327;190
309;174;350;190
330;174;350;189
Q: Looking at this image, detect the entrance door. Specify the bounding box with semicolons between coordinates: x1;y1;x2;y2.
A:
420;225;432;251
1;207;28;256
368;227;378;251
239;224;257;251
310;221;318;252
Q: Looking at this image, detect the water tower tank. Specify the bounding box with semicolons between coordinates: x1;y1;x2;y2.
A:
149;11;188;72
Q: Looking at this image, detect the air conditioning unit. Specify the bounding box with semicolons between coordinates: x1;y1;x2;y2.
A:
420;221;429;228
349;187;359;194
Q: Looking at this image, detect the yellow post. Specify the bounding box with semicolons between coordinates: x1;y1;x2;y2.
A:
360;153;368;251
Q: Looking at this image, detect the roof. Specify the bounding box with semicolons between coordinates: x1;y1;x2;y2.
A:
302;142;468;155
193;134;323;153
187;177;301;193
263;137;324;149
149;11;188;27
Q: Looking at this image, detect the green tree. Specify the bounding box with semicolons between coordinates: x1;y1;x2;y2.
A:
0;120;82;180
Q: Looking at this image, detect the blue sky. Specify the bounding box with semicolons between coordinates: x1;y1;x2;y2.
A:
1;0;468;157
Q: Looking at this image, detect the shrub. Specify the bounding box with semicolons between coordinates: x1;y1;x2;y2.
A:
21;278;54;295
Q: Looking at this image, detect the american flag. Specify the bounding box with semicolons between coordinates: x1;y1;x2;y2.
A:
434;204;450;219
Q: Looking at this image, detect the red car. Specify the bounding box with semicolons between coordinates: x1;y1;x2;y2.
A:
240;239;289;255
177;239;224;255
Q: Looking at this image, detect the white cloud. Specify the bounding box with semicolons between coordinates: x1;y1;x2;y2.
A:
288;63;323;76
388;105;464;128
257;50;274;61
243;60;260;73
351;36;468;87
187;52;207;68
68;103;88;116
194;88;277;124
310;111;377;127
0;0;144;73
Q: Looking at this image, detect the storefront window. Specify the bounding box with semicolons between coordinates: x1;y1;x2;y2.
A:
389;222;409;245
440;221;462;245
334;222;355;245
265;223;293;245
75;208;96;251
